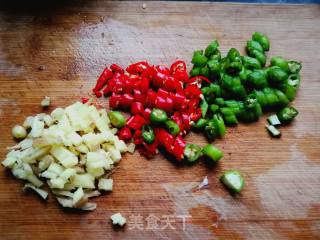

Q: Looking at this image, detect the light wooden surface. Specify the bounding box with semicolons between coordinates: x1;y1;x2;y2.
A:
0;1;319;239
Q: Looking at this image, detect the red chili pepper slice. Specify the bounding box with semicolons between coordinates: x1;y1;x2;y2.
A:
155;96;173;113
119;93;134;108
94;90;103;98
146;89;157;108
93;67;113;92
155;128;174;152
188;76;211;84
190;108;202;122
156;65;171;75
126;61;149;74
143;108;152;123
171;112;184;133
172;135;186;160
126;114;147;130
109;93;121;109
131;102;144;115
173;92;188;110
81;97;89;104
133;89;146;105
139;77;150;93
157;88;170;99
153;72;167;88
181;113;191;131
184;85;202;99
162;76;176;92
133;130;143;145
110;64;124;74
173;70;189;83
141;139;159;158
170;60;187;75
118;127;132;142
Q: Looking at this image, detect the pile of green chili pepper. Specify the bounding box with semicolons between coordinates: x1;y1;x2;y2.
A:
190;32;300;139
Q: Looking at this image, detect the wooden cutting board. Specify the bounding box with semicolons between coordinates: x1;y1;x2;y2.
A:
0;1;319;239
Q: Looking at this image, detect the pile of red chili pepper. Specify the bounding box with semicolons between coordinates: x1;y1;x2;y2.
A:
91;60;222;163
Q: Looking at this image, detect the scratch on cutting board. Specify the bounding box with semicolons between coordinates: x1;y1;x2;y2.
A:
254;144;320;219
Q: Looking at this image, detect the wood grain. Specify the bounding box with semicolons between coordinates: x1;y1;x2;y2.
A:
0;1;319;239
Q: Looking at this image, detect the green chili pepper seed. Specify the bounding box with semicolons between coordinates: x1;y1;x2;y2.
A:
165;120;180;136
220;170;244;193
108;111;126;128
288;61;302;74
150;108;168;124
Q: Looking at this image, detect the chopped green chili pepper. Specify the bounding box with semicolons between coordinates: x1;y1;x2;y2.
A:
226;61;243;75
209;50;222;61
150;108;168;124
227;48;241;62
202;144;223;162
189;67;201;77
277;106;299;124
200;98;209;118
207;59;221;76
142;125;155;144
242;56;261;70
263;88;279;108
192;51;208;67
108;111;126;128
267;114;281;126
267;67;288;86
220;170;244;193
271;56;289;72
288;61;302;74
205;40;219;57
247;70;267;90
239;68;252;84
250;49;266;66
165;120;180;136
202;84;221;102
193;118;208;130
204;120;218;140
252;32;270;51
213;114;226;137
265;124;281;138
209;104;219;113
214;98;225;107
220;107;238;125
200;66;210;78
274;89;289;107
184;144;203;163
247;40;264;55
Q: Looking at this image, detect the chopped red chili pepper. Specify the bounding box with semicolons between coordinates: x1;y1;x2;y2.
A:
190;108;202;122
119;93;134;108
155;128;174;152
153;72;167;88
171;112;184;133
131;102;144;115
189;76;211;84
156;65;171;75
133;89;146;105
172;135;186;160
173;70;189;83
157;88;170;99
181;113;191;131
143;108;152;123
126;114;147;130
146;89;157;108
118;127;132;142
81;97;89;104
133;130;143;145
93;67;113;92
184;85;202;99
173;92;188;110
139;77;150;93
170;60;187;75
109;93;121;109
110;64;124;74
126;61;149;74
